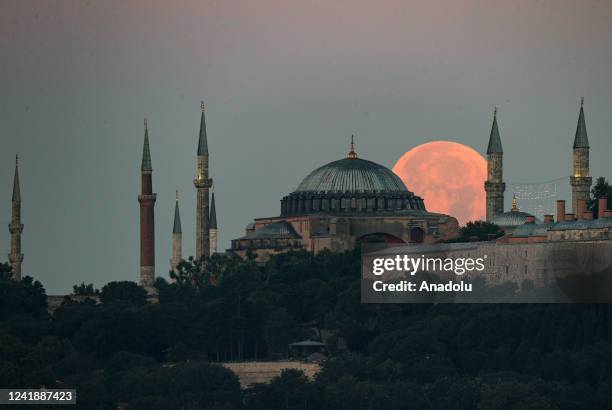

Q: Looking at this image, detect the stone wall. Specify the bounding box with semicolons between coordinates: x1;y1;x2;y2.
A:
222;361;321;388
386;239;612;288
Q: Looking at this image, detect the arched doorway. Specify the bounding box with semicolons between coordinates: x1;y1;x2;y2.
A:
410;227;425;243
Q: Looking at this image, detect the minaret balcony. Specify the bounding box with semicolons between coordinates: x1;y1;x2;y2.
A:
8;253;24;263
138;193;157;203
193;177;213;189
9;223;24;234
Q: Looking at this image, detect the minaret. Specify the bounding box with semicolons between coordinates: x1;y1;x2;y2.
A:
170;190;182;274
194;101;212;262
570;98;592;214
209;191;218;255
138;119;157;288
8;155;23;280
484;107;505;222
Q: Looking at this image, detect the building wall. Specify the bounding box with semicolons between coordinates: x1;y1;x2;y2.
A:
233;213;459;260
222;361;321;388
548;227;612;242
398;240;612;287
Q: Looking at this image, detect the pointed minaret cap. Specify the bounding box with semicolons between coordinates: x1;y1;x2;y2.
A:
573;97;589;149
347;135;358;159
173;190;182;234
209;191;217;229
197;100;209;155
12;154;20;202
486;107;503;155
141;118;153;172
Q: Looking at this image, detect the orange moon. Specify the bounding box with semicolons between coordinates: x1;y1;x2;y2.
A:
392;141;487;225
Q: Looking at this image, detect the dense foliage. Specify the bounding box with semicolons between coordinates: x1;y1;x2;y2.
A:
590;177;612;216
457;221;504;242
1;250;612;409
72;282;99;296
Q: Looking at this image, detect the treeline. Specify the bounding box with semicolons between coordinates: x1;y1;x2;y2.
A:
1;250;612;409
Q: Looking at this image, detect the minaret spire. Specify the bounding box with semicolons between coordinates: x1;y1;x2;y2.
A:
484;107;505;222
138;119;157;289
573;97;589;149
486;107;503;154
170;190;182;274
8;154;24;280
194;100;213;262
12;154;20;202
209;191;218;255
198;101;209;155
570;97;592;213
173;190;182;234
141;118;152;172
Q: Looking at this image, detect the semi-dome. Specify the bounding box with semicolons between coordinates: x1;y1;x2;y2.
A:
295;157;408;193
248;221;300;239
281;138;426;216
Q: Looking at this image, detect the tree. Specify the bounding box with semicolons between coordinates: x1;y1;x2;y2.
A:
589;177;612;217
100;281;147;305
458;221;504;242
0;262;12;280
0;276;47;320
72;282;99;296
264;308;302;358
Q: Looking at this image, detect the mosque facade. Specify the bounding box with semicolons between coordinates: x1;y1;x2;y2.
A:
230;137;460;262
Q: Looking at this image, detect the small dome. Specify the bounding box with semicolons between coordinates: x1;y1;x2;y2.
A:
492;196;540;227
492;210;538;227
295;157;408;194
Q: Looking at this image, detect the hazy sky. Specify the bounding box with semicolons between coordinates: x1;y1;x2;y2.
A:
1;0;611;294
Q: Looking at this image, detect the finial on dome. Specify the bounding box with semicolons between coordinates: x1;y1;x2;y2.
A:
347;134;357;159
580;97;584;107
511;194;518;211
494;106;498;117
176;190;179;201
200;100;205;112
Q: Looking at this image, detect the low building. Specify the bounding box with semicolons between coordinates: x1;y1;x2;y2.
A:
504;198;612;244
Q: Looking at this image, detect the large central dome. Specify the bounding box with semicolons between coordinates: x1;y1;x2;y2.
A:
280;139;426;216
295;157;408;193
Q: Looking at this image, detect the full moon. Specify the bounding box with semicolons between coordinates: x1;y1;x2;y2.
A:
392;141;487;225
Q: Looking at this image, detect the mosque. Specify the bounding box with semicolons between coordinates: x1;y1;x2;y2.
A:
230;138;460;262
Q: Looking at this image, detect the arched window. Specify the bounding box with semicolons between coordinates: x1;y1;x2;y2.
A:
410;227;425;243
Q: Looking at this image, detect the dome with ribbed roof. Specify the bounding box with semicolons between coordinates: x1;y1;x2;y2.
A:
295;157;408;193
491;210;539;227
280;141;425;216
491;196;539;227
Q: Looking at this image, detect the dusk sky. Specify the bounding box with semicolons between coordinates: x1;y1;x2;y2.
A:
1;0;611;294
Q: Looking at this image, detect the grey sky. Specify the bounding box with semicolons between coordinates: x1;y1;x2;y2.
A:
1;0;611;293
